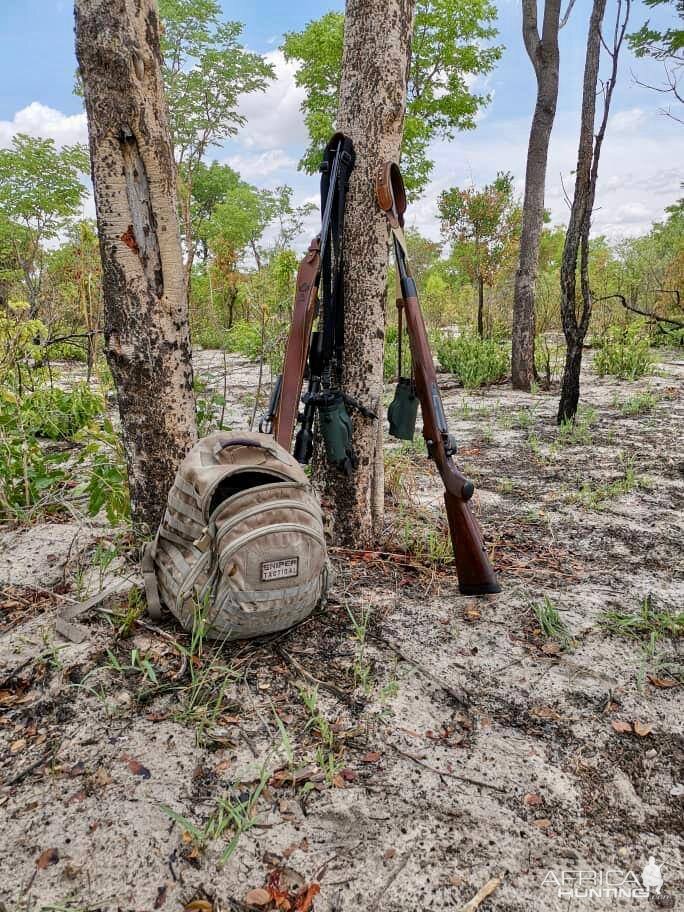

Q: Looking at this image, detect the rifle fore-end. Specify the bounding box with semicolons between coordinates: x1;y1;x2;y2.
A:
401;291;500;595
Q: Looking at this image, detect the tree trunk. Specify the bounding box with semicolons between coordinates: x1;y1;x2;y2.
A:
320;0;414;547
558;0;628;423
558;0;604;423
75;0;197;534
557;338;582;421
511;0;562;391
477;275;484;338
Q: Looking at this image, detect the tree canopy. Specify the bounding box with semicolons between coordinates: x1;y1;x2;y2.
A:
282;0;501;193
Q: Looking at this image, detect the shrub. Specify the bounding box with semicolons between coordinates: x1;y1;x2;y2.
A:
20;384;105;440
226;320;262;360
436;333;508;388
594;322;654;380
75;419;131;526
0;433;70;519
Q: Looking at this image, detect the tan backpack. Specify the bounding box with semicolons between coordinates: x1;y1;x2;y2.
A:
142;431;330;640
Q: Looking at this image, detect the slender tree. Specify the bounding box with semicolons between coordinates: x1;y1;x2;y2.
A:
439;173;520;337
511;0;574;390
75;0;197;533
320;0;415;546
158;0;273;284
558;0;632;423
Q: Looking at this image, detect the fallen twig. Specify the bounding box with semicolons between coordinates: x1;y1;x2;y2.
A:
459;876;502;912
389;743;506;793
277;646;354;705
368;632;470;706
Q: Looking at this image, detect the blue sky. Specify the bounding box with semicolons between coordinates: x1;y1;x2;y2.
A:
1;0;682;242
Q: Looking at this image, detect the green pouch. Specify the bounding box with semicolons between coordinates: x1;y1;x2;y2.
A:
388;377;418;441
318;392;354;471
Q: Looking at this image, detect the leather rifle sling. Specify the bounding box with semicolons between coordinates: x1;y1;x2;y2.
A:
272;237;320;449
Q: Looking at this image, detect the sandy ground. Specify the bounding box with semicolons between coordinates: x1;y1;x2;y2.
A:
0;349;682;912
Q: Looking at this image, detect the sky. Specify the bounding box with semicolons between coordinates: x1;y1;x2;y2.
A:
0;0;682;247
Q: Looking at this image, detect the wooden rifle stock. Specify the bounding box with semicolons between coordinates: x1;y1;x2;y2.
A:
398;261;500;595
270;238;320;450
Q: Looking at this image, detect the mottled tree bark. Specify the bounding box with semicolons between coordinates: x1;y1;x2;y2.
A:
558;0;629;423
75;0;197;534
321;0;414;547
511;0;562;391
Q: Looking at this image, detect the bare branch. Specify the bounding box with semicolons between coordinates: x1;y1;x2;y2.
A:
559;0;578;29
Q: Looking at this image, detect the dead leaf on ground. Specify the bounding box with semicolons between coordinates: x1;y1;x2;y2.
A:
243;888;270;907
611;720;633;734
185;901;212;912
361;751;382;763
154;885;167;908
36;848;59;869
271;765;323;787
533;818;551;829
523;793;542;806
92;766;112;787
648;675;680;689
122;755;151;779
384;848;397;861
10;738;26;753
633;721;654;737
463;606;481;622
294;884;320;912
530;705;561;721
541;642;561;655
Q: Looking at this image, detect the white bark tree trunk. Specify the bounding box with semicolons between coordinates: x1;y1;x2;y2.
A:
321;0;415;547
75;0;197;534
511;0;562;391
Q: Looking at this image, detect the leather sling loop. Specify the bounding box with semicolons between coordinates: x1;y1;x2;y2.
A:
319;132;355;386
376;162;414;384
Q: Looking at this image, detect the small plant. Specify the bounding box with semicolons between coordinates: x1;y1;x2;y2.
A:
616;390;659;416
162;764;270;864
572;453;642;510
436;333;508;388
594;322;654;380
532;596;575;651
173;603;238;745
111;587;145;638
600;595;683;641
347;604;373;694
76;418;130;525
557;406;597;446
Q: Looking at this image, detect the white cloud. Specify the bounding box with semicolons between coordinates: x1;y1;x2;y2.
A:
0;102;88;149
609;107;648;133
224;148;298;182
402;107;684;244
235;50;308;151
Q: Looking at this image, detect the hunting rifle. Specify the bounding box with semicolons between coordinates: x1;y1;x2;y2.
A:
376;161;501;595
261;133;373;474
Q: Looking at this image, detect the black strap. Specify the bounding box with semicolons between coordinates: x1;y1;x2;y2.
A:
319;133;354;387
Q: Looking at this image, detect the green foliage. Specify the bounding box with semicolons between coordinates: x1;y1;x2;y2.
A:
0;304;46;385
226;320;262;360
532;597;575;651
594;322;654;380
628;0;683;62
20;384;104;440
600;594;683;641
75;419;131;526
0;134;89;236
0;430;69;519
617;390;659;416
439;171;521;288
282;0;501;193
159;0;273;167
436;333;507;387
